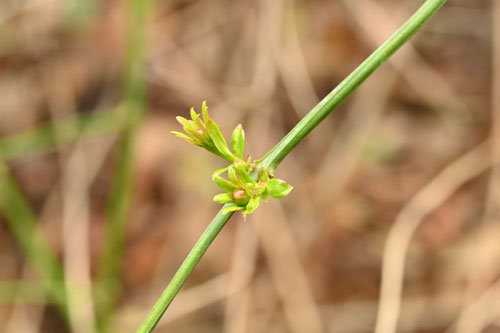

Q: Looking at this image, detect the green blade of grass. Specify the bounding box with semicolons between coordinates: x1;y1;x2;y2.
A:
137;0;448;331
94;0;152;331
0;281;60;304
0;164;69;321
0;109;123;162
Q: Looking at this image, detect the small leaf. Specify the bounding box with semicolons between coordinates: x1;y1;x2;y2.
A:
202;101;209;123
258;167;269;182
223;205;244;215
176;116;196;131
213;175;237;192
212;166;229;178
190;107;198;121
243;196;260;215
228;166;239;185
171;131;194;144
206;119;235;162
233;161;254;184
190;108;206;130
203;142;225;158
254;183;267;196
213;193;234;204
231;124;245;159
266;179;293;198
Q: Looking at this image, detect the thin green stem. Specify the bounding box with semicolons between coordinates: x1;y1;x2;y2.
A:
95;0;152;331
0;164;69;321
260;0;447;172
0;281;61;304
137;207;234;332
138;0;447;331
0;109;123;162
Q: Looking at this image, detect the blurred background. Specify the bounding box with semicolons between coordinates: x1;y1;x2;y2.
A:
0;0;497;332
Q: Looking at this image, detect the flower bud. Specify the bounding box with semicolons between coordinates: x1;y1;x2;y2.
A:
232;189;250;205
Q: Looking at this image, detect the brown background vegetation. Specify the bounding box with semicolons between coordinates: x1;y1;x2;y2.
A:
0;0;498;332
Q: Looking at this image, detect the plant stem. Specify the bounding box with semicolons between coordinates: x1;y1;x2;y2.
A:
95;0;151;331
138;0;447;331
0;164;69;321
260;0;447;172
0;109;123;162
137;207;234;332
0;280;63;304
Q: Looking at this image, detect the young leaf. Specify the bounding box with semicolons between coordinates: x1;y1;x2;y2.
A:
212;166;229;178
213;175;237;192
243;196;260;215
183;127;204;142
258;167;269;182
206;119;235;162
233;161;254;185
175;116;195;130
266;179;293;198
171;131;194;144
228;166;240;185
213;193;234;204
231;124;245;159
201;101;209;123
189;107;198;121
254;183;267;196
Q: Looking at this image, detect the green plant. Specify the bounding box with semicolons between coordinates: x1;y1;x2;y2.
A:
138;0;447;331
0;164;69;320
173;102;293;218
0;0;151;330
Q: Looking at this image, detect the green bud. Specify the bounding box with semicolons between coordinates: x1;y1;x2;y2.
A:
232;189;250;206
231;124;245;160
213;193;234;204
266;178;293;198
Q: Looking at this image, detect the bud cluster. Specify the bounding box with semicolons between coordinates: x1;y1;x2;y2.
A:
172;102;293;218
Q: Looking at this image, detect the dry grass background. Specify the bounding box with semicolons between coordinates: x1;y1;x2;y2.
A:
0;0;498;332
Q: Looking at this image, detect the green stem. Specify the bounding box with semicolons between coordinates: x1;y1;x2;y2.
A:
260;0;447;172
137;207;234;332
95;0;152;331
0;281;63;304
138;0;447;331
0;164;69;321
0;109;123;162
